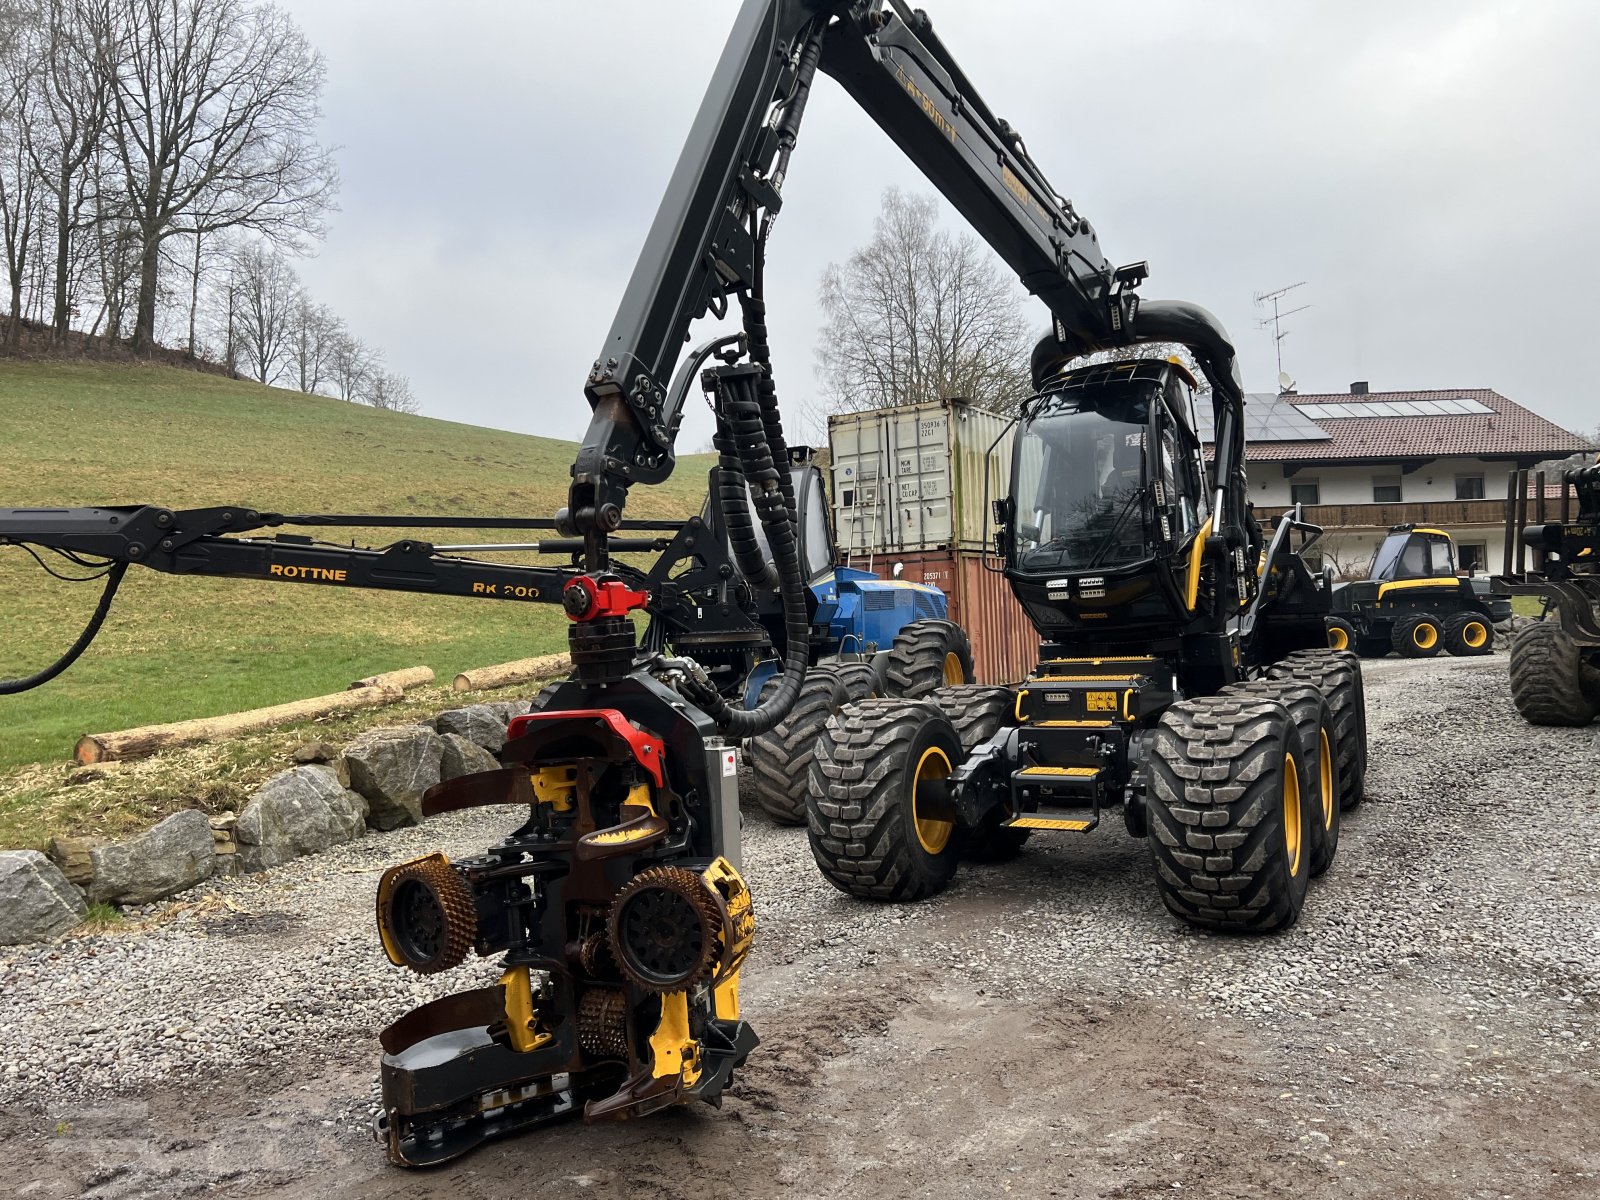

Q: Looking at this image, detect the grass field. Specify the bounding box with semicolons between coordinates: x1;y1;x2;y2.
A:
0;360;711;844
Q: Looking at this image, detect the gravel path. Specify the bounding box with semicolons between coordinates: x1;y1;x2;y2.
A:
2;655;1597;1198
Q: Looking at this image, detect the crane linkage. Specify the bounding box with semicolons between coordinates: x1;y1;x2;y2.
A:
0;0;1258;1167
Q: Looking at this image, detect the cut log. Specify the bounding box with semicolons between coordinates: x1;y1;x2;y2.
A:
347;665;434;692
451;653;570;693
75;684;404;765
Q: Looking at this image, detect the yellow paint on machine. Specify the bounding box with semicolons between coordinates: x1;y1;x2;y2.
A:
499;965;555;1054
1005;816;1094;831
1018;765;1100;778
649;992;702;1085
1376;577;1459;598
1185;517;1214;611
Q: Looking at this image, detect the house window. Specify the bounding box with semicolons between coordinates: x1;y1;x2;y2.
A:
1458;542;1486;574
1372;475;1402;503
1289;480;1320;506
1455;474;1485;500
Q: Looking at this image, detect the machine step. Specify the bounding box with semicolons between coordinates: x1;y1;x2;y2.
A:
1016;765;1101;777
1002;814;1098;832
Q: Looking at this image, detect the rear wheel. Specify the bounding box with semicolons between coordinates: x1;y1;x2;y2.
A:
928;685;1030;862
1266;649;1366;811
748;662;879;825
1325;616;1357;653
1146;695;1312;933
807;699;966;900
1393;613;1443;658
1443;611;1494;657
1508;622;1598;726
880;619;976;698
1225;680;1340;876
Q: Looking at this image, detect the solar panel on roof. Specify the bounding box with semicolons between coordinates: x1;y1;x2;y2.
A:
1195;395;1330;443
1291;396;1496;419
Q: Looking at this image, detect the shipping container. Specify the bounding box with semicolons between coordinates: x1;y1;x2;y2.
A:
828;399;1015;556
887;548;1040;686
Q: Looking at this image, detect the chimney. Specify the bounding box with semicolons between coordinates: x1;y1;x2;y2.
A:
1350;381;1369;395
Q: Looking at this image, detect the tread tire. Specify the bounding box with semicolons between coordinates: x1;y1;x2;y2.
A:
880;619;976;698
928;685;1030;861
1146;695;1313;933
1266;649;1367;811
807;699;966;901
1225;680;1341;877
1508;622;1598;727
1443;611;1494;657
1392;613;1443;658
748;663;878;825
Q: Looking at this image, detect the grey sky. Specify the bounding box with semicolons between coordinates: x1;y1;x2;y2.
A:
279;0;1600;454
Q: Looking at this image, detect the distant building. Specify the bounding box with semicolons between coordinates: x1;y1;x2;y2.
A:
1202;384;1593;576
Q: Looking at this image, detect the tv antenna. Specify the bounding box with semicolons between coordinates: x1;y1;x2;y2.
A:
1253;281;1311;381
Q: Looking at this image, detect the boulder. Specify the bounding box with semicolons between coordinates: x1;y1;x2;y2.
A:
235;765;369;872
86;810;215;905
291;740;341;764
46;835;101;887
440;732;500;781
484;698;535;725
341;726;445;829
0;851;86;944
433;705;508;752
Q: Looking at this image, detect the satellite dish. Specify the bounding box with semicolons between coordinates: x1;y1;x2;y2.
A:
1277;371;1295;393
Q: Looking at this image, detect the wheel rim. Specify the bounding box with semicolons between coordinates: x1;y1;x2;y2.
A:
391;879;445;965
1463;620;1487;649
1282;752;1303;877
1328;625;1349;651
942;651;965;686
1413;622;1438;650
912;746;955;854
1317;729;1334;830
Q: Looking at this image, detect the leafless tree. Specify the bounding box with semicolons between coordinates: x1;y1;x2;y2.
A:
92;0;337;355
224;239;297;383
365;369;418;414
288;294;337;394
327;328;374;402
0;30;42;349
815;187;1035;417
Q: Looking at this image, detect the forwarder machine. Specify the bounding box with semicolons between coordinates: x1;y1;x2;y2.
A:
1325;524;1509;658
0;0;1360;1165
1496;464;1600;725
806;352;1369;932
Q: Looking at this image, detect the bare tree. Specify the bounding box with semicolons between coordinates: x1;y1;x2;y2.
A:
288;294;337;394
365;369;418;414
327;328;374;402
226;238;297;383
93;0;337;355
815;187;1035;417
0;30;42;349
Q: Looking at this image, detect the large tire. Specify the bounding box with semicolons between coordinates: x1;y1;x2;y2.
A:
880;619;976;698
1443;611;1494;657
1146;695;1313;933
1508;622;1598;726
807;699;966;901
1392;613;1443;658
747;663;879;825
1225;680;1340;877
928;685;1030;862
1266;649;1366;811
1325;616;1357;653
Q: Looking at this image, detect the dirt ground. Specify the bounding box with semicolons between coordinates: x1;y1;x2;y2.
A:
3;655;1598;1199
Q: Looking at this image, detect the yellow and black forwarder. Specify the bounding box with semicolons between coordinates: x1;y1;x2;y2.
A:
809;348;1368;934
1326;524;1508;658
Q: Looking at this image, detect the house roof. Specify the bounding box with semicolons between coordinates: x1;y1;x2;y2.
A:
1233;388;1592;463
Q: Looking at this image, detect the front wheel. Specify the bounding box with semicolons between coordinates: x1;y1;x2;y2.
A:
1325;616;1357;652
806;699;966;901
879;619;976;698
1508;622;1598;726
1147;695;1313;933
747;663;878;825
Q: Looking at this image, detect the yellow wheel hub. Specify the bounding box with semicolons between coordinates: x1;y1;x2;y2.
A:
1328;625;1349;651
1282;752;1303;877
912;746;955;854
1413;622;1438;650
1317;730;1335;830
942;651;966;686
1463;621;1488;649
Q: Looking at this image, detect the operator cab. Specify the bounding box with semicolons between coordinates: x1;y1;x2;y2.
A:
1368;525;1456;583
1004;359;1211;644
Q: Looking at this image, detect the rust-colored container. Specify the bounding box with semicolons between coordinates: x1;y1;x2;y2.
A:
881;548;1040;685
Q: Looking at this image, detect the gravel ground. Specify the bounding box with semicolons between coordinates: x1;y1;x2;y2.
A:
1;654;1597;1198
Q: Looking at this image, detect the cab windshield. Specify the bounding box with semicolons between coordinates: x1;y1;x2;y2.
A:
1013;396;1151;573
1370;532;1453;581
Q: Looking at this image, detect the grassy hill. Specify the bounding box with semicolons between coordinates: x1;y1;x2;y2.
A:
0;360;712;783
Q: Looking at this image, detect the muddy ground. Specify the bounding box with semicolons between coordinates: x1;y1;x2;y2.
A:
3;654;1597;1199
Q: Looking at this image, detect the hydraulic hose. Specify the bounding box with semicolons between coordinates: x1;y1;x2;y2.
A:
0;561;127;695
690;366;809;739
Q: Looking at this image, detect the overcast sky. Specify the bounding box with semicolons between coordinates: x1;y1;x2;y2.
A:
278;0;1599;452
